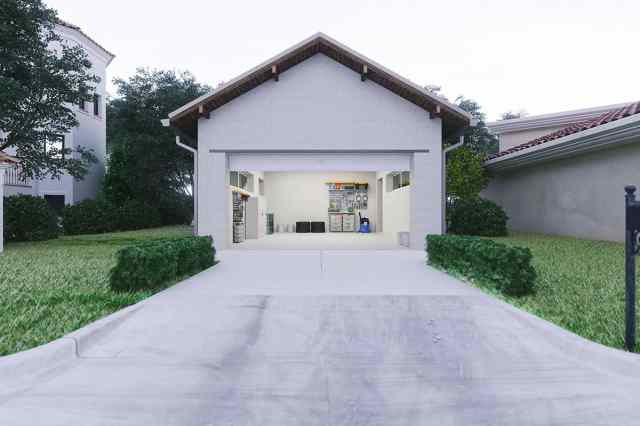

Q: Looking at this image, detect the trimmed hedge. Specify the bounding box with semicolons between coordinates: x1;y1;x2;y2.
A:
109;236;215;292
427;234;536;296
449;197;508;237
3;195;59;242
62;199;162;235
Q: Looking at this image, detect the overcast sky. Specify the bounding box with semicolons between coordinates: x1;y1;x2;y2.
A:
46;0;638;121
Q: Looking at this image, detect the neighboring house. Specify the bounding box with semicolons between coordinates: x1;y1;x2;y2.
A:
484;101;640;242
2;20;115;212
0;151;19;253
164;33;471;249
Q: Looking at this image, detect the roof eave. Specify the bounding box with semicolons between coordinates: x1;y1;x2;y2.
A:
485;114;640;172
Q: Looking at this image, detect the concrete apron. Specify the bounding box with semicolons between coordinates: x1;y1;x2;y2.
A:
1;250;639;425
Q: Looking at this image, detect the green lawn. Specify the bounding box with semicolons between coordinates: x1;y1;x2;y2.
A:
0;226;192;356
484;233;638;351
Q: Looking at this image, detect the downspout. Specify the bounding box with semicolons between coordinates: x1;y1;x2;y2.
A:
442;135;465;234
175;136;198;235
161;119;198;235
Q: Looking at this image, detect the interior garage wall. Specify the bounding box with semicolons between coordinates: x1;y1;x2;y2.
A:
264;171;377;231
483;141;640;242
377;172;410;236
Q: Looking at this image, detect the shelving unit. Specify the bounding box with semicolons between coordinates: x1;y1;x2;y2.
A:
326;182;368;232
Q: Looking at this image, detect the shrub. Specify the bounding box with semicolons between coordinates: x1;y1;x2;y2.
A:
112;199;162;231
426;234;536;296
449;197;508;237
109;236;215;292
62;199;113;235
62;199;162;235
3;195;59;241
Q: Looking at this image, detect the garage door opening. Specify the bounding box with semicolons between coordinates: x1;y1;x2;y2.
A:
227;169;410;250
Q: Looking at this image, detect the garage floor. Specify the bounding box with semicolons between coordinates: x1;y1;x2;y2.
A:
232;232;405;250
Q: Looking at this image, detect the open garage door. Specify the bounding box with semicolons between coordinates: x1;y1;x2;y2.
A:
228;152;412;172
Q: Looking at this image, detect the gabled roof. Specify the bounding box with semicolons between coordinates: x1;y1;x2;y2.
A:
168;33;471;138
489;101;640;160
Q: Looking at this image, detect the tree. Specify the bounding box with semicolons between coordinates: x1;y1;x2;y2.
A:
446;147;489;200
448;96;499;157
0;0;99;179
105;69;210;224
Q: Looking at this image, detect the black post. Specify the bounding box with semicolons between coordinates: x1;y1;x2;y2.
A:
624;185;637;351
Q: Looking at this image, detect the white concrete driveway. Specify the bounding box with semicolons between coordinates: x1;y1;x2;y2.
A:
1;250;639;425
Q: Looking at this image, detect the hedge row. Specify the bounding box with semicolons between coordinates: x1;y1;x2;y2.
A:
3;195;59;242
62;199;162;235
109;236;215;292
426;234;536;296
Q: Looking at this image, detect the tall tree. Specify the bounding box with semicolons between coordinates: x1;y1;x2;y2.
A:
448;96;499;157
104;68;210;223
0;0;98;179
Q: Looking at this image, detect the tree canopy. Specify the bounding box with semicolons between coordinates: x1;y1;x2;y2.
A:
449;96;499;157
0;0;99;179
104;68;210;224
446;146;489;200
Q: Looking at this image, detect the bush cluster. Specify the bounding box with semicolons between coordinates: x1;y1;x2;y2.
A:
427;234;536;296
3;195;59;242
62;199;162;235
448;197;508;237
109;236;215;292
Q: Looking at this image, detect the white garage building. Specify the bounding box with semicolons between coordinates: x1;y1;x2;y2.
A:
164;33;471;249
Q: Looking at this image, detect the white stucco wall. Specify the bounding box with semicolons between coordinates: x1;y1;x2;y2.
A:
196;53;444;249
198;54;441;152
264;171;377;231
376;172;410;237
484;140;640;242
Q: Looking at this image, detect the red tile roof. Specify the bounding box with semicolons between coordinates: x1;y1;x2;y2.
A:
0;151;18;164
491;101;640;159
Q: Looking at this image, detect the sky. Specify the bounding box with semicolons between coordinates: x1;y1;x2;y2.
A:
45;0;639;121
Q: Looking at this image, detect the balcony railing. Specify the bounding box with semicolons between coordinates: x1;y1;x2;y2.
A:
4;165;31;187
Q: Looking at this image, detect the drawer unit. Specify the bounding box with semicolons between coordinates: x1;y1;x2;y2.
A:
329;214;343;232
342;214;356;232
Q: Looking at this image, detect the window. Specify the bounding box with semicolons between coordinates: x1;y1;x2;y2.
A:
93;94;101;116
78;88;87;111
45;135;65;159
230;171;251;190
258;178;265;196
387;171;411;191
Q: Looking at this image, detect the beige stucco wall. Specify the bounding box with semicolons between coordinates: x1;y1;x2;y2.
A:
483;141;640;242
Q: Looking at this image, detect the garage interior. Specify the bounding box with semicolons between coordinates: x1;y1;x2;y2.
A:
228;170;410;250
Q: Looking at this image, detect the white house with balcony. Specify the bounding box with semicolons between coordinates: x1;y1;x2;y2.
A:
3;20;114;212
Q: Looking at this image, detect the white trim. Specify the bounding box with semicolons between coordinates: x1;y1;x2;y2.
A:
487;102;631;134
227;152;413;171
485;113;640;171
168;32;471;122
